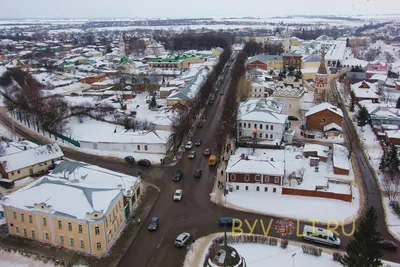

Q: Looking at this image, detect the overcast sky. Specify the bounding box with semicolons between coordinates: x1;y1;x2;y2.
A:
1;0;399;19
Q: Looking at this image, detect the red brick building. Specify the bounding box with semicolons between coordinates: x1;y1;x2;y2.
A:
80;74;106;84
305;103;343;131
385;130;400;145
283;53;302;70
225;154;284;193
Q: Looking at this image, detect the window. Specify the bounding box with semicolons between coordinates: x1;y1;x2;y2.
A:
265;133;268;138
68;223;72;231
137;145;140;150
16;227;19;234
96;242;102;251
95;226;100;235
259;133;262;138
264;176;269;183
31;230;35;239
239;131;242;137
245;186;249;190
273;188;277;193
266;125;269;130
70;238;74;246
58;221;62;229
271;125;274;130
239;123;242;128
256;186;260;191
80;240;84;249
119;201;121;209
254;124;257;128
236;185;239;190
23;228;27;237
28;215;32;223
13;212;16;220
244;175;250;182
270;134;273;139
274;177;280;184
17;170;20;174
43;217;47;226
255;175;261;182
60;236;64;245
78;225;83;234
321;118;326;124
20;214;24;222
105;218;108;228
11;172;14;176
259;124;262;129
264;187;268;192
144;145;148;151
45;233;49;241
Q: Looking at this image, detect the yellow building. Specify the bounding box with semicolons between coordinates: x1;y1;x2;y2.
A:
1;161;142;257
0;143;64;181
290;37;303;47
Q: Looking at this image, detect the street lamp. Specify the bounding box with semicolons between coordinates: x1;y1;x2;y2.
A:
292;253;296;267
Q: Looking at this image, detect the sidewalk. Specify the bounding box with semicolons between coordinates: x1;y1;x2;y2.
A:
212;138;236;205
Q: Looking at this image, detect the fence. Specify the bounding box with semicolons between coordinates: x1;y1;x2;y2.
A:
44;129;81;147
282;187;352;202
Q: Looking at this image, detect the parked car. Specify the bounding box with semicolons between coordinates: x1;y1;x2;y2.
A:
188;151;196;159
292;140;305;147
219;217;239;227
194;169;202;178
195;139;201;146
173;189;183;201
124;156;135;163
148;217;159;231
379;240;398;251
173;170;183;182
138;159;151;167
204;148;211;156
175;232;192;248
185;141;193;149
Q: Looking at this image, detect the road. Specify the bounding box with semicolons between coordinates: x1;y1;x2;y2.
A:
0;62;399;266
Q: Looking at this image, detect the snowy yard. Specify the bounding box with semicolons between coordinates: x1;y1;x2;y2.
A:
77;147;166;163
0;248;86;267
225;187;359;223
184;234;399;267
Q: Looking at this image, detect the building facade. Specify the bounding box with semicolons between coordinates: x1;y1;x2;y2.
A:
313;51;329;103
305;103;343;131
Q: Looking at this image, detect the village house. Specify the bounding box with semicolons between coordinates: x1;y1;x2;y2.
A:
366;61;390;79
361;101;400;126
0;143;64;181
80;74;107;84
145;41;165;57
305;102;343;133
225;154;285;193
1;161;142;258
246;55;283;70
350;80;380;103
148;54;205;72
385;130;400;145
302;144;329;162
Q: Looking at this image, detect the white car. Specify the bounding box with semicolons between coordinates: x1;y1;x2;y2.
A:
173;189;183;201
185;141;193;149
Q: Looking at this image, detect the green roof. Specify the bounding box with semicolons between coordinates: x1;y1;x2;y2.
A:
119;57;134;64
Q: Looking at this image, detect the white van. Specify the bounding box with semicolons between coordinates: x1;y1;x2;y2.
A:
302;225;341;248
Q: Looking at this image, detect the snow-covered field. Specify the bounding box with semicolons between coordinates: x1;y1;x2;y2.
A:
184;234;400;267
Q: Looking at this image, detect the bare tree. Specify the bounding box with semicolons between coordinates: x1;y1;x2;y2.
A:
237;74;252;101
115;92;126;109
297;167;306;179
252;131;258;155
382;174;400;201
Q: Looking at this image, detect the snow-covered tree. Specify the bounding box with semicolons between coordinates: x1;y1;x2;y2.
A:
396;96;400;109
356;106;370;127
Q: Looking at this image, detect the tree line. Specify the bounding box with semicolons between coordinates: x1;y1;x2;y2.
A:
242;41;284;57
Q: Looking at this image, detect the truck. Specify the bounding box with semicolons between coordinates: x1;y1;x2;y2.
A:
208;155;217;167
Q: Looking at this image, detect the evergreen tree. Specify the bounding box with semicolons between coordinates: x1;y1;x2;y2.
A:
357;106;370;127
341;206;383;267
346;38;350;48
349;91;356;112
106;45;112;54
148;96;157;109
396;96;400;109
388;145;399;172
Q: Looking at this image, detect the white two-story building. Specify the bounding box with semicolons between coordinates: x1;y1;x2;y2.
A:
237;98;291;146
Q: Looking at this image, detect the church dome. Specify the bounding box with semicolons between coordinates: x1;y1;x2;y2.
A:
288;64;295;72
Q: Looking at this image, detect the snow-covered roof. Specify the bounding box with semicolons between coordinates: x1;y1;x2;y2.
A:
1;176;122;221
305;102;343;118
238;98;287;124
370;74;387;81
303;144;329;158
226;155;284;176
342;58;369;68
50;161;140;196
323;122;343;132
333;144;350;171
386;130;400;140
0;143;64;173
